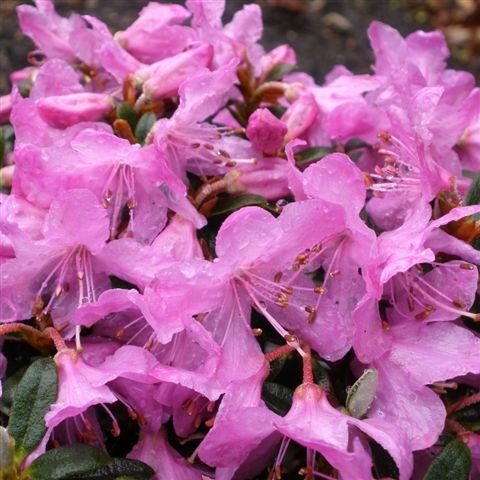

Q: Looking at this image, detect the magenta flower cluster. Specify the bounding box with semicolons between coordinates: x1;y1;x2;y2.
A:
1;1;480;479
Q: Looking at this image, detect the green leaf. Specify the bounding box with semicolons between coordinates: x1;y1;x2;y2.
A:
117;103;139;131
346;369;378;419
262;382;293;417
134;112;156;145
71;458;154;480
371;440;399;480
265;63;296;82
465;175;480;206
0;365;28;415
9;357;58;460
0;125;14;170
465;175;480;221
294;146;333;165
423;439;472;480
27;445;111;480
343;137;369;152
452;402;480;433
312;358;331;393
209;194;275;216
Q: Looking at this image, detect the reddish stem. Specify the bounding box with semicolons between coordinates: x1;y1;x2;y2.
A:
44;327;68;351
302;347;314;384
265;344;294;363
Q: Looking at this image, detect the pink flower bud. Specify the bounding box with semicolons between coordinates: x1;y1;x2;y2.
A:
260;44;296;74
282;92;319;141
246;108;287;154
37;92;113;128
135;45;214;102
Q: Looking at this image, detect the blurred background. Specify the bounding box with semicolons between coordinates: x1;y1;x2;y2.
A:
1;0;479;95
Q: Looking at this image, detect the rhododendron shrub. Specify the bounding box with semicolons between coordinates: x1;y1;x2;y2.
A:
1;1;479;479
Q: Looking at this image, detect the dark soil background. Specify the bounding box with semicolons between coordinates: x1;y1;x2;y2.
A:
1;0;479;96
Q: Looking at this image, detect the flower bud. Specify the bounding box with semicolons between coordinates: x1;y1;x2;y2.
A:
246;108;287;154
37;92;113;128
135;45;214;102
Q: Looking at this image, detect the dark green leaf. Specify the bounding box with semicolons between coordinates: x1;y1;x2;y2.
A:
465;175;480;221
0;125;14;171
312;359;331;393
294;146;333;165
209;194;274;216
371;440;399;480
266;105;287;119
0;365;28;414
265;63;296;82
117;103;139;131
71;458;154;480
472;235;480;251
9;357;58;460
134;112;156;145
343;137;369;152
423;439;472;480
28;445;110;480
262;382;293;416
452;403;480;433
465;175;480;207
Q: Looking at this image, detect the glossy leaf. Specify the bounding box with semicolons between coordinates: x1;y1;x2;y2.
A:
134;112;156;145
117;103;139;131
294;146;333;165
209;194;274;216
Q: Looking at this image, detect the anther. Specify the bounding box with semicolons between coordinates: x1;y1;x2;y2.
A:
305;306;317;324
296;254;308;265
284;334;297;343
205;416;216;428
127;198;136;209
329;270;340;277
33;297;45;315
415;305;436;320
460;263;475;270
111;420;121;437
453;299;466;309
194;414;202;429
274;272;283;283
252;328;263;336
54;285;63;298
314;286;327;295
